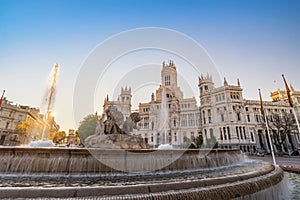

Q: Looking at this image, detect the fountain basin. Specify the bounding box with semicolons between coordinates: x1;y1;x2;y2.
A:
0;147;243;174
0;147;286;199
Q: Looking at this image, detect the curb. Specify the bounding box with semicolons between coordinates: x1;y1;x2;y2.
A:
279;165;300;174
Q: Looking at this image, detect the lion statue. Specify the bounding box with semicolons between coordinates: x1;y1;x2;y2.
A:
122;112;141;134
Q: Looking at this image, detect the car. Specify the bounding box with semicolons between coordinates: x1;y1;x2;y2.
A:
256;152;265;157
291;149;300;156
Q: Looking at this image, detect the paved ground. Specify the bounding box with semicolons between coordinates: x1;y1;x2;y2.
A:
247;154;300;168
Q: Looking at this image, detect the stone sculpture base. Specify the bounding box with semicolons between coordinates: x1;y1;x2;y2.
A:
84;134;150;149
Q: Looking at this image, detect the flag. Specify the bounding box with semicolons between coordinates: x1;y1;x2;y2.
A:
258;89;265;117
282;74;293;107
0;90;5;108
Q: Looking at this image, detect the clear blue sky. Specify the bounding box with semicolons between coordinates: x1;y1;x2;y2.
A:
0;0;299;131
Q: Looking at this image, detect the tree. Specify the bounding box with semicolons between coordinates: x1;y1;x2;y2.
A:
50;131;66;143
188;134;204;149
77;114;98;141
195;134;204;148
15;120;33;137
268;112;297;155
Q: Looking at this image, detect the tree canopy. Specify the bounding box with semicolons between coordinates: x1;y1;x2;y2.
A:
77;114;98;141
15;120;33;137
49;131;66;143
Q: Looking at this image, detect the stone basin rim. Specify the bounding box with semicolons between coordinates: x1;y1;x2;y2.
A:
0;163;283;199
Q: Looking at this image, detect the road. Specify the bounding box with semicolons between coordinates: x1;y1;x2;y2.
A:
247;154;300;168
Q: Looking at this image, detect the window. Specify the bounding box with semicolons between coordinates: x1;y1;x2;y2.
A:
144;122;149;129
165;75;170;86
251;132;254;142
247;114;250;122
208;109;212;123
221;114;224;122
220;128;223;140
174;133;177;142
223;127;227;140
239;127;243;139
237;113;241;121
5;122;9;129
227;127;231;140
236;127;239;139
168;132;172;143
204;85;209;91
255;115;259;122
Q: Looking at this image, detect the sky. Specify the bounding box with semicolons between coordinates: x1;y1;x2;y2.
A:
0;0;299;131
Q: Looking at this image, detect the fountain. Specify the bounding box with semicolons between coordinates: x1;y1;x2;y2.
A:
29;63;59;147
0;65;288;199
0;106;287;199
0;147;287;199
158;87;173;149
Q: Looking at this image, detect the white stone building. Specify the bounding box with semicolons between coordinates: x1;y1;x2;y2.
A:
199;74;300;154
102;61;300;153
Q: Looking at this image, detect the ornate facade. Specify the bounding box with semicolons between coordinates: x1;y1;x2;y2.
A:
0;98;60;145
102;61;300;153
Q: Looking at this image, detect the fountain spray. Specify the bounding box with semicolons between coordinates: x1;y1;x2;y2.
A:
41;63;59;140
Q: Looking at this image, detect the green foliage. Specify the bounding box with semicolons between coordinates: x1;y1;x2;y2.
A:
195;134;203;148
188;143;196;149
77;114;98;141
188;135;203;149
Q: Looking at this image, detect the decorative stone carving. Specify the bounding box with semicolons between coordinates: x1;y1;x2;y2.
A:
122;112;141;134
84;107;149;149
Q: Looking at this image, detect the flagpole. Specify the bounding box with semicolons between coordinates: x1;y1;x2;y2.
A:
264;109;277;166
259;89;276;166
0;90;5;108
282;74;300;145
292;107;300;139
1;90;5;98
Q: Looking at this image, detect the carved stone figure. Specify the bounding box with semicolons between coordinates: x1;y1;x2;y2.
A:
122;112;141;134
84;108;149;149
103;108;125;134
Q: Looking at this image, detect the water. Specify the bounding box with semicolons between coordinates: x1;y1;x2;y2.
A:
41;63;59;140
285;171;300;200
0;161;264;188
159;87;168;145
0;149;288;199
28;140;55;147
